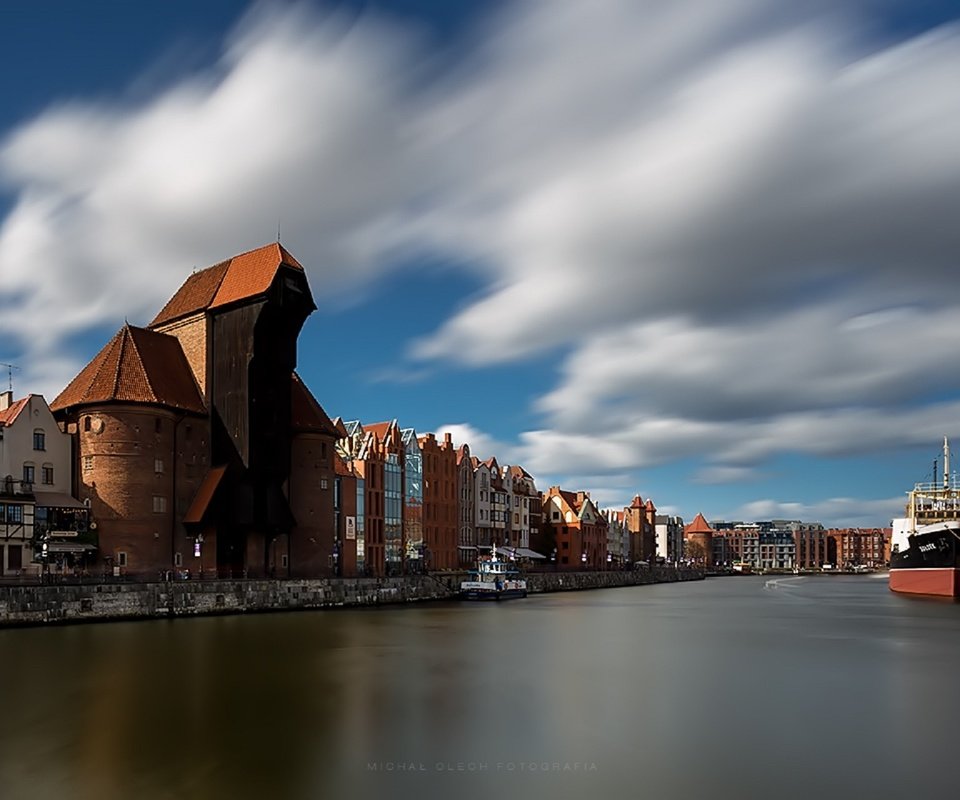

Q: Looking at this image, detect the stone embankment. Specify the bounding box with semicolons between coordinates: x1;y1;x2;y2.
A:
0;567;702;628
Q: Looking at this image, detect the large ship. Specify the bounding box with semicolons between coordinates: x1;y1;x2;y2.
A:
889;437;960;597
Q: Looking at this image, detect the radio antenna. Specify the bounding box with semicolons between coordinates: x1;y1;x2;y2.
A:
0;362;20;393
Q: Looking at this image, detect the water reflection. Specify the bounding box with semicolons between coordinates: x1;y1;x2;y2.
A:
1;576;959;800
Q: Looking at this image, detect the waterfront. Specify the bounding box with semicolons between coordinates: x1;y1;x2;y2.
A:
0;575;957;800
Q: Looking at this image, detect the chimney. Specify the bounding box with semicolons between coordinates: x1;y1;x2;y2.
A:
444;432;452;444
0;390;12;411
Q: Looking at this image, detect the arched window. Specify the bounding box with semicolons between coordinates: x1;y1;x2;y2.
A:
83;416;92;432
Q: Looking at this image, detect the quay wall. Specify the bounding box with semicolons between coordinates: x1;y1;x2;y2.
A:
0;567;703;628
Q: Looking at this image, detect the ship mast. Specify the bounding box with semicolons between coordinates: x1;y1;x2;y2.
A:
945;436;951;490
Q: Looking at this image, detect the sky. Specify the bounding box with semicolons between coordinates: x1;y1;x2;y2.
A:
2;0;960;528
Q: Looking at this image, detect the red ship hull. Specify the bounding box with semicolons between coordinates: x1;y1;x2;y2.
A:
889;567;960;597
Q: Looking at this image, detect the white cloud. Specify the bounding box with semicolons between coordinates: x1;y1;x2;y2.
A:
726;496;905;528
2;0;959;523
433;423;516;464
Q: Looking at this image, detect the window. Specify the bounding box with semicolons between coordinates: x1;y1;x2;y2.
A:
22;464;35;484
321;478;328;490
174;552;183;567
33;429;46;450
153;496;167;513
41;465;54;485
185;425;192;440
117;552;128;566
281;554;289;569
84;416;92;432
83;455;93;472
154;458;164;474
552;510;560;521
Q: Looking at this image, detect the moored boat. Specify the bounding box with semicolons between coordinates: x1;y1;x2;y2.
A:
890;437;960;598
460;549;527;600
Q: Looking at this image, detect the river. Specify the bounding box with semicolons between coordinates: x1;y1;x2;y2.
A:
0;574;957;800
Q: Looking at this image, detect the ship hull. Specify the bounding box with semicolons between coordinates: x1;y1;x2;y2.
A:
889;524;960;598
460;588;527;601
889;567;960;598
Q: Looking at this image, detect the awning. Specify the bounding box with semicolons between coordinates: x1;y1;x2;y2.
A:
494;546;546;560
46;542;97;554
184;466;227;524
32;492;85;509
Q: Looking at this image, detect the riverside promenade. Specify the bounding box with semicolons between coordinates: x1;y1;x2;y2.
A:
0;566;703;627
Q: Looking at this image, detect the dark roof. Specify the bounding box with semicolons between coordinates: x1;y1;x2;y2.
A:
50;324;205;414
290;373;339;437
150;243;306;327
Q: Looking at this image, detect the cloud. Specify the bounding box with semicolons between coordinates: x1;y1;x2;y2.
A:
726;496;905;528
2;0;959;523
433;423;516;464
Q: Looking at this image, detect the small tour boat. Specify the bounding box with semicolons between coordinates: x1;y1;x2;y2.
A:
460;549;527;600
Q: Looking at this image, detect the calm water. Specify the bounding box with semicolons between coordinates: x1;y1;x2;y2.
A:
1;575;958;800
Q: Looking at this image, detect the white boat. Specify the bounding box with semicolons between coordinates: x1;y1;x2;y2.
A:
460;549;527;600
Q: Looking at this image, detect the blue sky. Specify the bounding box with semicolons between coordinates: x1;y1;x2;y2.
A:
3;0;960;527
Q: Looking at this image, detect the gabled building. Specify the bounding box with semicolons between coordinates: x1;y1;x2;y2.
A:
654;514;684;564
1;392;88;574
603;509;628;568
400;427;424;571
542;486;608;569
473;457;494;547
456;443;476;566
506;465;537;550
418;431;458;570
336;419;385;576
485;458;510;546
365;420;405;575
51;243;336;579
332;452;355;576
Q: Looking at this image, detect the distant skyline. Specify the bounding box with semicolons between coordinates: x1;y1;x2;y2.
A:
3;0;960;526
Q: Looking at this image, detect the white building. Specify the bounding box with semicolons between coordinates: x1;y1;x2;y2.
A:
0;392;81;575
655;514;685;563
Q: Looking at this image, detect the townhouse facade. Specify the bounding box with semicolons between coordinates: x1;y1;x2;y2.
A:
418;431;458;570
542;487;608;570
457;444;476;566
654;514;684;564
1;392;89;575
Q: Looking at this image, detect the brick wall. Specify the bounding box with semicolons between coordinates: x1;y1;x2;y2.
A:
74;405;209;577
153;313;208;397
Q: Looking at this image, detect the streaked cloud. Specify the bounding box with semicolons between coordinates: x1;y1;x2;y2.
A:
1;0;958;523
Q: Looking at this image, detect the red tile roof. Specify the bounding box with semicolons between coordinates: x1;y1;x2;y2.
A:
290;372;339;437
684;512;715;534
0;395;30;426
150;243;305;327
50;324;205;414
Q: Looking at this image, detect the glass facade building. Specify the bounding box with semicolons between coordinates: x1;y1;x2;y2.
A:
356;477;365;574
384;454;403;575
402;429;424;572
